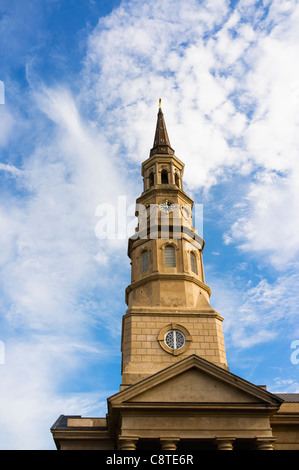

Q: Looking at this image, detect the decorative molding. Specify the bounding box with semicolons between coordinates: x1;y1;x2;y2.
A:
125;273;212;298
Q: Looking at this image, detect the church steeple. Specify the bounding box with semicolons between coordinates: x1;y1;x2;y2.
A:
150;99;175;157
121;101;228;387
141;100;184;191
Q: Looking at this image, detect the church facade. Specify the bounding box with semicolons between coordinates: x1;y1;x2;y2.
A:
51;103;299;451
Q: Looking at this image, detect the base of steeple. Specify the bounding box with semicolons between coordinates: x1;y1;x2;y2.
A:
121;307;229;387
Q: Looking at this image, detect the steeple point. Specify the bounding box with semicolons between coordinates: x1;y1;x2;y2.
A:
150;100;175;157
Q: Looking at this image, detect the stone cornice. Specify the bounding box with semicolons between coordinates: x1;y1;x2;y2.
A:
125;272;212;303
108;355;284;409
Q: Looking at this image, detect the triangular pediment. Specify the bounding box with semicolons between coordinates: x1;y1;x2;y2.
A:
109;355;282;407
126;368;260;404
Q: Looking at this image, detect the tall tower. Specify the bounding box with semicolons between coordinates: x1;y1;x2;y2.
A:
51;102;290;452
121;101;228;388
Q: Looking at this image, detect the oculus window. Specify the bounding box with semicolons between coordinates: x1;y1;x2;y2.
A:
164;330;185;350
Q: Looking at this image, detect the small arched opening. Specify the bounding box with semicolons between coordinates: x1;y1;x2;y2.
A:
190;252;197;274
141;250;149;272
149;172;154;187
161;170;168;184
164;245;176;267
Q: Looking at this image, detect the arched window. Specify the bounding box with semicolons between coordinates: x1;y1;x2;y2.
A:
175;173;180;187
164;245;176;267
190;252;197;273
141;250;149;272
149;172;154;187
161;170;168;184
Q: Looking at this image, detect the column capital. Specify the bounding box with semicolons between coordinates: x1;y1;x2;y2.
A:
160;437;180;450
255;437;276;450
215;437;236;450
118;436;139;450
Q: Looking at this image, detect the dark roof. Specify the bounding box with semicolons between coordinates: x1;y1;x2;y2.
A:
275;393;299;402
150;101;175;157
50;415;80;430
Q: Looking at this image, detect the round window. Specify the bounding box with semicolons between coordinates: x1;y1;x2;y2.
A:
164;330;186;350
158;323;191;355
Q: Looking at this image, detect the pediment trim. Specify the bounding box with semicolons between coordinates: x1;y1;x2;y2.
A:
108;355;283;408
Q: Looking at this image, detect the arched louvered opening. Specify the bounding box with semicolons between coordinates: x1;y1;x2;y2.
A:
190;252;197;273
164;245;176;267
141;250;149;272
161;170;168;184
149;172;154;187
175;172;180;187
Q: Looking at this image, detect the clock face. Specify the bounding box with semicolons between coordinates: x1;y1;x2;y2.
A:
181;205;191;219
160;200;172;213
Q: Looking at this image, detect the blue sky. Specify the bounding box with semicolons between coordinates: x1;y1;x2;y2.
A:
0;0;299;450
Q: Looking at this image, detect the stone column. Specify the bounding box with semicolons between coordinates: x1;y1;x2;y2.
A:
118;436;139;450
170;162;174;184
155;162;159;184
215;437;236;450
255;438;276;450
160;438;180;450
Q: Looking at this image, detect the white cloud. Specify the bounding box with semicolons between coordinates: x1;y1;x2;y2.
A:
0;339;112;449
208;268;299;350
272;377;299;394
0;163;22;176
224;170;299;268
81;0;298;195
0;85;130;448
83;0;235;184
0;85;133;332
215;2;299;269
80;0;299;274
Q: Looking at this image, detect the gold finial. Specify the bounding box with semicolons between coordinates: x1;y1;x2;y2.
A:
159;98;161;108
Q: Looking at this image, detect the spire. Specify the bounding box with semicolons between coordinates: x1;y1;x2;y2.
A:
150;99;175;157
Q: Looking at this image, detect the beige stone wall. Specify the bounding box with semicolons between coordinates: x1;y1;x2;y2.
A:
271;402;299;450
121;312;228;385
120;411;274;440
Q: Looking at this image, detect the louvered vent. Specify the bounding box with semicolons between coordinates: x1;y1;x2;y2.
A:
142;250;149;272
164;245;176;267
190;252;197;273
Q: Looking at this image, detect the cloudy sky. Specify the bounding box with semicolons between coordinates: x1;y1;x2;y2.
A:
0;0;299;449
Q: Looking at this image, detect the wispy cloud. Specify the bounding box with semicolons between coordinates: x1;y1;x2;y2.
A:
0;337;111;449
0;163;22;175
206;264;299;354
0;83;130;448
1;83;132;332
